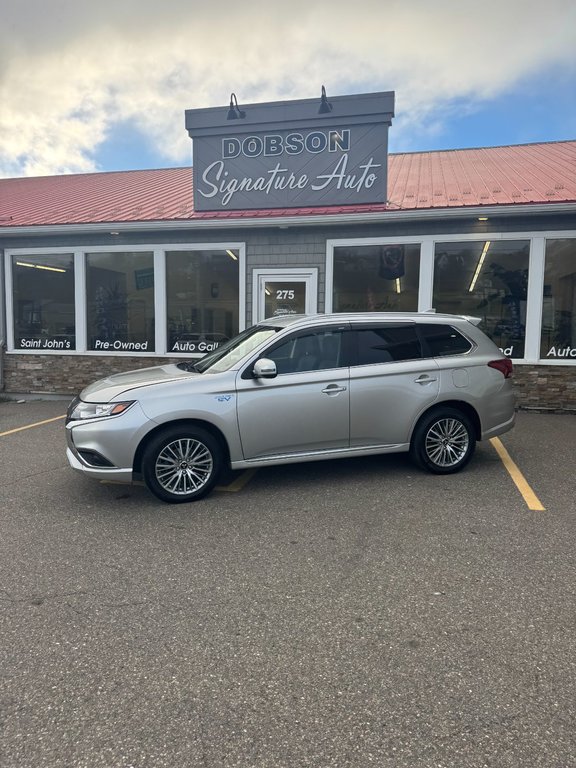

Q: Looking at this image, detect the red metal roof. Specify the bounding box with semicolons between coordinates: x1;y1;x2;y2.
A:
1;141;574;229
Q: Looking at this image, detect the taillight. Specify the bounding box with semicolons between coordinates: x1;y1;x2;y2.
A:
488;358;513;378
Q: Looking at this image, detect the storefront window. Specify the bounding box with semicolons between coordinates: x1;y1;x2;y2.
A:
86;251;155;352
541;238;576;360
333;244;420;312
433;240;530;358
166;249;240;354
12;253;75;351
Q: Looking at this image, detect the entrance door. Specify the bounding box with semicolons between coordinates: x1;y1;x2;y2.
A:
253;269;318;323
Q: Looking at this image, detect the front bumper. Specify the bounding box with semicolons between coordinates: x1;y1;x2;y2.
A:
66;446;133;483
65;400;151;484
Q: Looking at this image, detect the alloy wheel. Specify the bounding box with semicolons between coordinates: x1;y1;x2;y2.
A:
424;417;470;468
154;437;214;496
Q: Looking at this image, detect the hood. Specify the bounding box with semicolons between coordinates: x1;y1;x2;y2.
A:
80;363;198;402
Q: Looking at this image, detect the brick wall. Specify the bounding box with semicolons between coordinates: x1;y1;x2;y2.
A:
1;354;177;397
2;353;575;411
512;365;576;412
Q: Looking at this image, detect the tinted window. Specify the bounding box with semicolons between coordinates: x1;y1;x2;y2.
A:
419;324;472;356
265;329;345;374
86;251;155;352
12;253;75;351
166;249;239;354
433;239;529;358
333;243;420;312
540;238;576;360
355;324;421;365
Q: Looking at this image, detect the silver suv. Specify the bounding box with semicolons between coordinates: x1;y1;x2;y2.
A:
66;313;516;503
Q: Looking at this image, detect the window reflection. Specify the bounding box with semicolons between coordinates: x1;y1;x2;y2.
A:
333;244;420;312
356;325;421;364
86;252;155;352
266;330;344;374
541;239;576;360
12;254;75;350
166;250;239;354
433;240;530;358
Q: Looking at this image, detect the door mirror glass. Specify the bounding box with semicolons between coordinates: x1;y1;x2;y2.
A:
253;358;278;378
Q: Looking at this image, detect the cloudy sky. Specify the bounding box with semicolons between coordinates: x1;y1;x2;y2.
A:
1;0;575;178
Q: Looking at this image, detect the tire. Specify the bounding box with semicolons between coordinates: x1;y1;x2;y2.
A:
142;426;222;503
410;407;476;475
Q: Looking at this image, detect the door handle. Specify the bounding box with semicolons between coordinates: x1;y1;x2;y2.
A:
414;375;438;385
322;384;347;395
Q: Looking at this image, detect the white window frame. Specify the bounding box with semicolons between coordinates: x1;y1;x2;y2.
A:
326;231;576;366
4;242;246;356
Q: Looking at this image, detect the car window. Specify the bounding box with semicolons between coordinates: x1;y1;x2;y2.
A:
354;324;422;365
264;329;345;374
190;326;280;373
418;323;473;356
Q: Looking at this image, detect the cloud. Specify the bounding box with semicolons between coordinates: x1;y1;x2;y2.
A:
1;0;575;177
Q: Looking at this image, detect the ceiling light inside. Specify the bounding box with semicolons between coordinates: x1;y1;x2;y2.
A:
468;241;491;292
16;261;66;273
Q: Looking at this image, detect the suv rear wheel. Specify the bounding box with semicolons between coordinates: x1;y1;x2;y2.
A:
410;407;475;474
142;426;222;503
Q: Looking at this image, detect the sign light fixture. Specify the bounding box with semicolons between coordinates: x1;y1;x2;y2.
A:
227;93;246;120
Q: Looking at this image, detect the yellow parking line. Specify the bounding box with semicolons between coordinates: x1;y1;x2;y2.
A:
0;414;66;437
102;470;257;493
490;437;545;511
216;469;258;493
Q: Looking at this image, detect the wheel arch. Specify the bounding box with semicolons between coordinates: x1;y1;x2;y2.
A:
133;419;231;476
411;400;481;445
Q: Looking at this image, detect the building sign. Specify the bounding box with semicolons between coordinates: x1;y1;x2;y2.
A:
546;346;576;358
185;90;394;211
92;339;150;351
170;339;222;353
18;337;73;350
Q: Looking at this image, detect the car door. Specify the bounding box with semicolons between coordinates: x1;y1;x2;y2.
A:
235;326;351;460
349;322;440;447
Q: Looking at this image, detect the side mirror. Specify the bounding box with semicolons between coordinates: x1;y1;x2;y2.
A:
253;358;277;379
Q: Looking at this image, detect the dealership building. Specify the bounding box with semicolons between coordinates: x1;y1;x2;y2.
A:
1;90;575;409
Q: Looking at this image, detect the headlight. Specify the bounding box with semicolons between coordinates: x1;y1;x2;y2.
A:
68;400;135;421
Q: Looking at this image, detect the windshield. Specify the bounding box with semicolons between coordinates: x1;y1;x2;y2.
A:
180;325;280;374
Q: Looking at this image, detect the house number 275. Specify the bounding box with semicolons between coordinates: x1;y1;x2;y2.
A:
276;290;295;299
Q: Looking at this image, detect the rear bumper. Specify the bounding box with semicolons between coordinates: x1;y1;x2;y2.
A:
481;410;516;441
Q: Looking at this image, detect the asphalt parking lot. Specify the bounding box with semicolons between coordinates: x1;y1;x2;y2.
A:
1;400;575;768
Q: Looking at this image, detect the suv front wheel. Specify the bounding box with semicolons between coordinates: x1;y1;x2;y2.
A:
142;426;223;503
410;407;476;474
